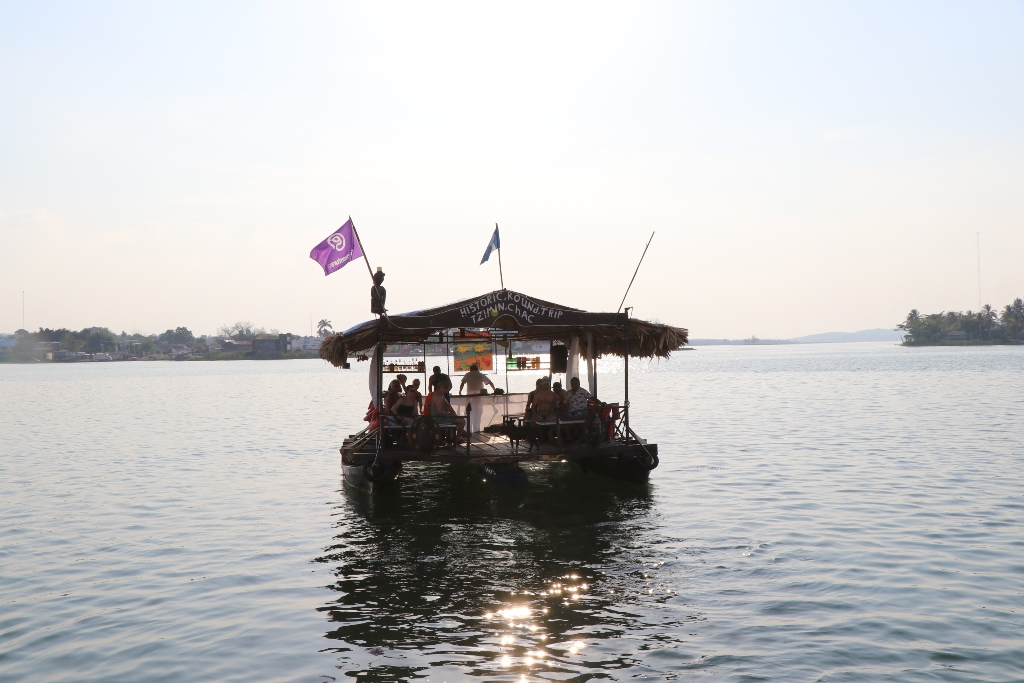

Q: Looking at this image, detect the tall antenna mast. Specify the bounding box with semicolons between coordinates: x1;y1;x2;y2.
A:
977;232;981;310
617;232;655;314
22;290;25;330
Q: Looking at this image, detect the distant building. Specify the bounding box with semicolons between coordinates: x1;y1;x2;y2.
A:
290;336;323;351
252;334;293;355
53;351;90;362
116;340;144;357
0;338;18;354
35;341;59;360
946;331;968;341
169;344;191;357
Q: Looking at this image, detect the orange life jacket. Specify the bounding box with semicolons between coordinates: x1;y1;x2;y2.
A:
423;392;434;415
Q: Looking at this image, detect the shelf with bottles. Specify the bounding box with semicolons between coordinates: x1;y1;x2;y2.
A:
384;361;427;373
505;356;548;371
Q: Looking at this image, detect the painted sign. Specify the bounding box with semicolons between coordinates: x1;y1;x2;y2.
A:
455;290;571;326
453;337;493;372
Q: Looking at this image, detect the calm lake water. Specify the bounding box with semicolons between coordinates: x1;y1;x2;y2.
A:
2;343;1022;682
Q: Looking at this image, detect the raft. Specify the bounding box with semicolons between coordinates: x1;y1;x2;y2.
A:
321;288;686;489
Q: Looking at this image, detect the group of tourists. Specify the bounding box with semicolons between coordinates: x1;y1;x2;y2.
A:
525;376;592;422
379;365;594;445
380;367;467;439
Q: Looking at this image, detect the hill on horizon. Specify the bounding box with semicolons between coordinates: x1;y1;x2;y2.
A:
791;328;904;343
690;328;904;345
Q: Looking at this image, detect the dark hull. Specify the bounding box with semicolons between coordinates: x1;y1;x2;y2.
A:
579;454;652;484
341;433;657;487
341;460;402;491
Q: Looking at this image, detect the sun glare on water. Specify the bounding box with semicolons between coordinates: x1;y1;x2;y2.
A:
483;574;597;673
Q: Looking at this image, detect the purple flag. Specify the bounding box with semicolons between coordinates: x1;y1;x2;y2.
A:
310;218;363;276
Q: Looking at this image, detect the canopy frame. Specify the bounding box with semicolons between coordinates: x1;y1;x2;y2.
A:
320;288;687;368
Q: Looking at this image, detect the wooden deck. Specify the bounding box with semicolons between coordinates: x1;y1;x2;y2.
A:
341;430;658;466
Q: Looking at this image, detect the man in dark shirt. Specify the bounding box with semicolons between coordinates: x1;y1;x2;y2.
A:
429;366;452;401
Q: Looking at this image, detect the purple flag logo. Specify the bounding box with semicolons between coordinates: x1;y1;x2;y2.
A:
310;218;363;276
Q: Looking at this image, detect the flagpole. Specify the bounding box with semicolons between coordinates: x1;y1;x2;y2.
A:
496;223;505;289
349;217;375;283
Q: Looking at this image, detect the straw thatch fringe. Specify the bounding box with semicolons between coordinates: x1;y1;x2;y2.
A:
588;319;690;360
319;334;350;368
319;319;687;369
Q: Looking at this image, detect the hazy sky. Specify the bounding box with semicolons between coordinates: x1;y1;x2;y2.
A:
2;1;1022;339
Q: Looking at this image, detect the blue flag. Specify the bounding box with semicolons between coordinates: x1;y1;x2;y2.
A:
480;224;500;264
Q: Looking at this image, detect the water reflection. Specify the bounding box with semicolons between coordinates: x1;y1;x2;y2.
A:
316;462;697;680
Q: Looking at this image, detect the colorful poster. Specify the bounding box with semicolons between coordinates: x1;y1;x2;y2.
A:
453;338;493;372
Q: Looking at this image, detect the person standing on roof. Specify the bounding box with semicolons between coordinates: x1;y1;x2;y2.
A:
370;268;386;315
459;363;495;395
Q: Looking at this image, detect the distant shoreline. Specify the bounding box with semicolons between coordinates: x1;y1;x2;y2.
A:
690;328;905;346
897;299;1023;346
900;340;1021;347
0;350;320;364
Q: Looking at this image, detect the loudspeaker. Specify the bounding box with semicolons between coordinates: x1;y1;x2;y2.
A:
550;344;568;373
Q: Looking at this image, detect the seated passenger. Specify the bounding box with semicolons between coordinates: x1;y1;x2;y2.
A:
429;365;453;401
429;389;467;439
382;379;403;416
392;386;419;419
407;378;423;411
390;385;420;439
459;363;495;395
525;378;544;421
551;381;567;414
531;379;558;422
565;376;592;417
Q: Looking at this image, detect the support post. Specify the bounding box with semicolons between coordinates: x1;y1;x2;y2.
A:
587;332;597;397
623;318;630;444
375;325;384;457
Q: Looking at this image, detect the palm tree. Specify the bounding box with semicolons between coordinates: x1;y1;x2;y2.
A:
897;309;921;342
1002;298;1024;341
980;304;996;339
317;319;333;337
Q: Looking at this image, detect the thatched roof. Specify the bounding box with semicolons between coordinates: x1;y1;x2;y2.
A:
319;288;687;368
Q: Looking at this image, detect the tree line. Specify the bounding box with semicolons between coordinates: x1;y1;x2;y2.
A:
2;320;304;362
897;298;1024;345
3;326;199;358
